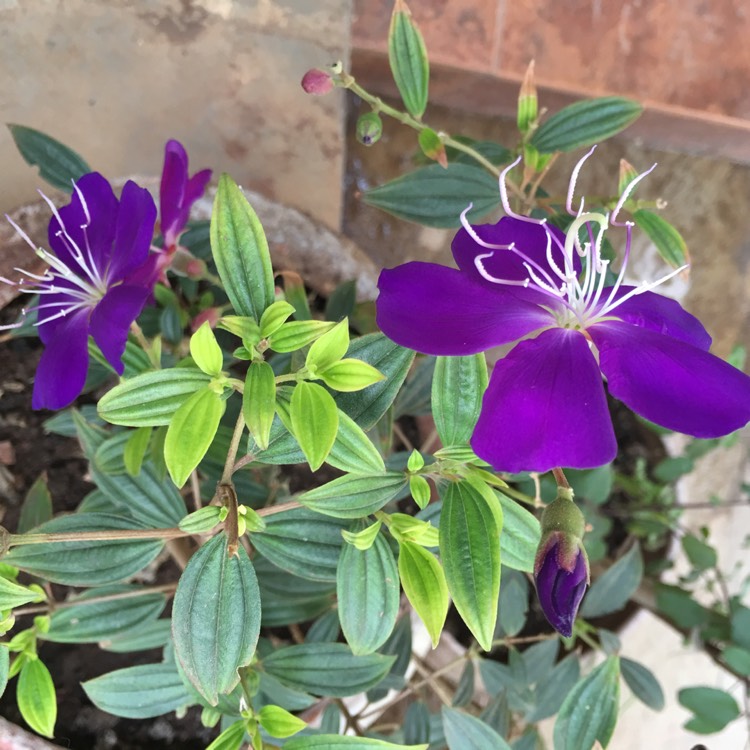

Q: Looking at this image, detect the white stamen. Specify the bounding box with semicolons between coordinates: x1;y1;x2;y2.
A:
566;146;597;216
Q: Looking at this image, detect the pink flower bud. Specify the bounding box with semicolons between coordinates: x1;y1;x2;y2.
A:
301;68;334;95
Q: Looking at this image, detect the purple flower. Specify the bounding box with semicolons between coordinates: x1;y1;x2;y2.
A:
3;173;158;410
159;139;211;251
376;151;750;473
534;532;589;638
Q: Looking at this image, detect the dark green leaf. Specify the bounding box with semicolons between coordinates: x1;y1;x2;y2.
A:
432;355;487;446
83;663;191;719
442;706;512;750
452;661;475;707
393;356;434;418
6;514;163;586
363;163;502;228
522;637;559;685
388;1;429;118
722;645;750;676
261;643;395;697
325;280;357;322
337;532;399;655
528;654;580;721
553;656;620;750
210;173;275;321
656;584;710;629
633;210;689;268
496;573;528;638
440;481;502;650
18;475;53;534
101;618;172;653
678;686;740;733
404;701;431;744
172;535;261;704
286;737;427;749
580;543;643;618
8;124;90;192
681;533;717;572
531;97;642;153
731;604;750;650
620;657;664;711
300;472;406;519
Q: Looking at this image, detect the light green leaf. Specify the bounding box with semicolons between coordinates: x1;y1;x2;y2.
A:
123;426;152;476
621;657;665;711
440;481;502;651
98;368;212;427
327;410;386;474
398;541;448;647
300;472;407;519
0;576;45;610
290;381;339;471
82;662;191;719
679;686;740;733
261;643;395;697
268;320;336;353
285;736;427;750
172;534;261;704
165;387;226;488
388;0;429;118
320;358;385;392
190;321;224;376
633;209;689;268
364;163;502;228
8;124;89;192
553;656;620;750
337;531;399;655
260;300;296;338
206;720;247;750
243;361;276;451
442;706;512;750
0;646;8;699
210;173;274;321
496;493;540;572
432;355;488;446
580;543;643;618
17;658;56;737
531;97;643;153
257;704;307;738
307;319;349;373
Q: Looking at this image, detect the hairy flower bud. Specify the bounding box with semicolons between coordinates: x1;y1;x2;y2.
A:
356;112;383;146
533;491;590;637
301;68;334;95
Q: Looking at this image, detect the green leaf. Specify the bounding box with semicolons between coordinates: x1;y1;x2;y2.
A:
260;300;296;338
300;472;407;519
251;508;346;582
388;0;429;119
528;654;580;722
327;410;386;474
335;333;415;429
442;706;512;750
257;704;307;738
206;720;248;750
307;320;349;373
337;531;400;655
89;462;186;528
398;540;448;647
290;381;339;471
268;320;336;353
530;97;642;153
440;481;502;651
6;513;163;586
98;368;212;427
285;737;427;750
243;361;276;451
82;662;191;719
100;618;172;653
172;534;261;705
210;173;275;321
620;657;665;711
325;280;357;323
0;646;8;699
731;604;750;650
17;658;56;737
496;493;540;572
320;359;385;392
432;355;488;446
45;585;165;644
165;387;226;488
656;583;711;629
262;643;394;697
553;656;620;750
190;321;224;376
123;426;152;476
633;209;689;268
580;543;643;618
0;575;45;610
681;533;717;572
679;686;740;733
364;163;502;228
8;124;90;192
496;573;528;637
722;645;750;676
18;475;53;534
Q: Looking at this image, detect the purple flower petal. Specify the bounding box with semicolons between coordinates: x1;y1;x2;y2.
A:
89;285;152;374
602;288;712;350
452;216;575;289
48;173;118;272
376;262;554;355
471;328;617;472
109;181;157;282
590;320;750;437
31;310;90;410
184;169;212;210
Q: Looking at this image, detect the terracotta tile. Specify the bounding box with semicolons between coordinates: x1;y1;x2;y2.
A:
498;0;750;119
353;0;499;72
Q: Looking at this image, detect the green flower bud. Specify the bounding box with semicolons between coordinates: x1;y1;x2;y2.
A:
356;112;383;146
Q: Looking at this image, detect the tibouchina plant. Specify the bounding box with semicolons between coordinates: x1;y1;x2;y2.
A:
0;3;749;749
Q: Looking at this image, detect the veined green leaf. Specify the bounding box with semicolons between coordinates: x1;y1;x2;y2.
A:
17;658;56;737
432;354;488;446
286;737;427;750
580;543;643;618
190;321;224;376
442;706;512;750
327;410;385;474
0;576;45;610
633;209;689;268
678;685;740;733
299;472;406;519
290;381;339;471
388;0;429;118
243;361;276;451
18;475;52;534
621;657;665;711
496;492;540;572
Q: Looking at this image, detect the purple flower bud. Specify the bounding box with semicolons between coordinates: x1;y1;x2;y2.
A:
301;68;334;95
534;532;589;637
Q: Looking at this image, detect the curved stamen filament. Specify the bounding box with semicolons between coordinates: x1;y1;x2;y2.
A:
597;263;689;317
566;146;597;216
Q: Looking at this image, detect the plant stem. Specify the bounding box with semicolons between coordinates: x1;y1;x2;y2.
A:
222;412;246;484
256;500;302;518
552;467;571;489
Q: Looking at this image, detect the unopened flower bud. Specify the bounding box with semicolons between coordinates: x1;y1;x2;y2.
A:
533;491;590;637
301;68;334;95
356;112;383;146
